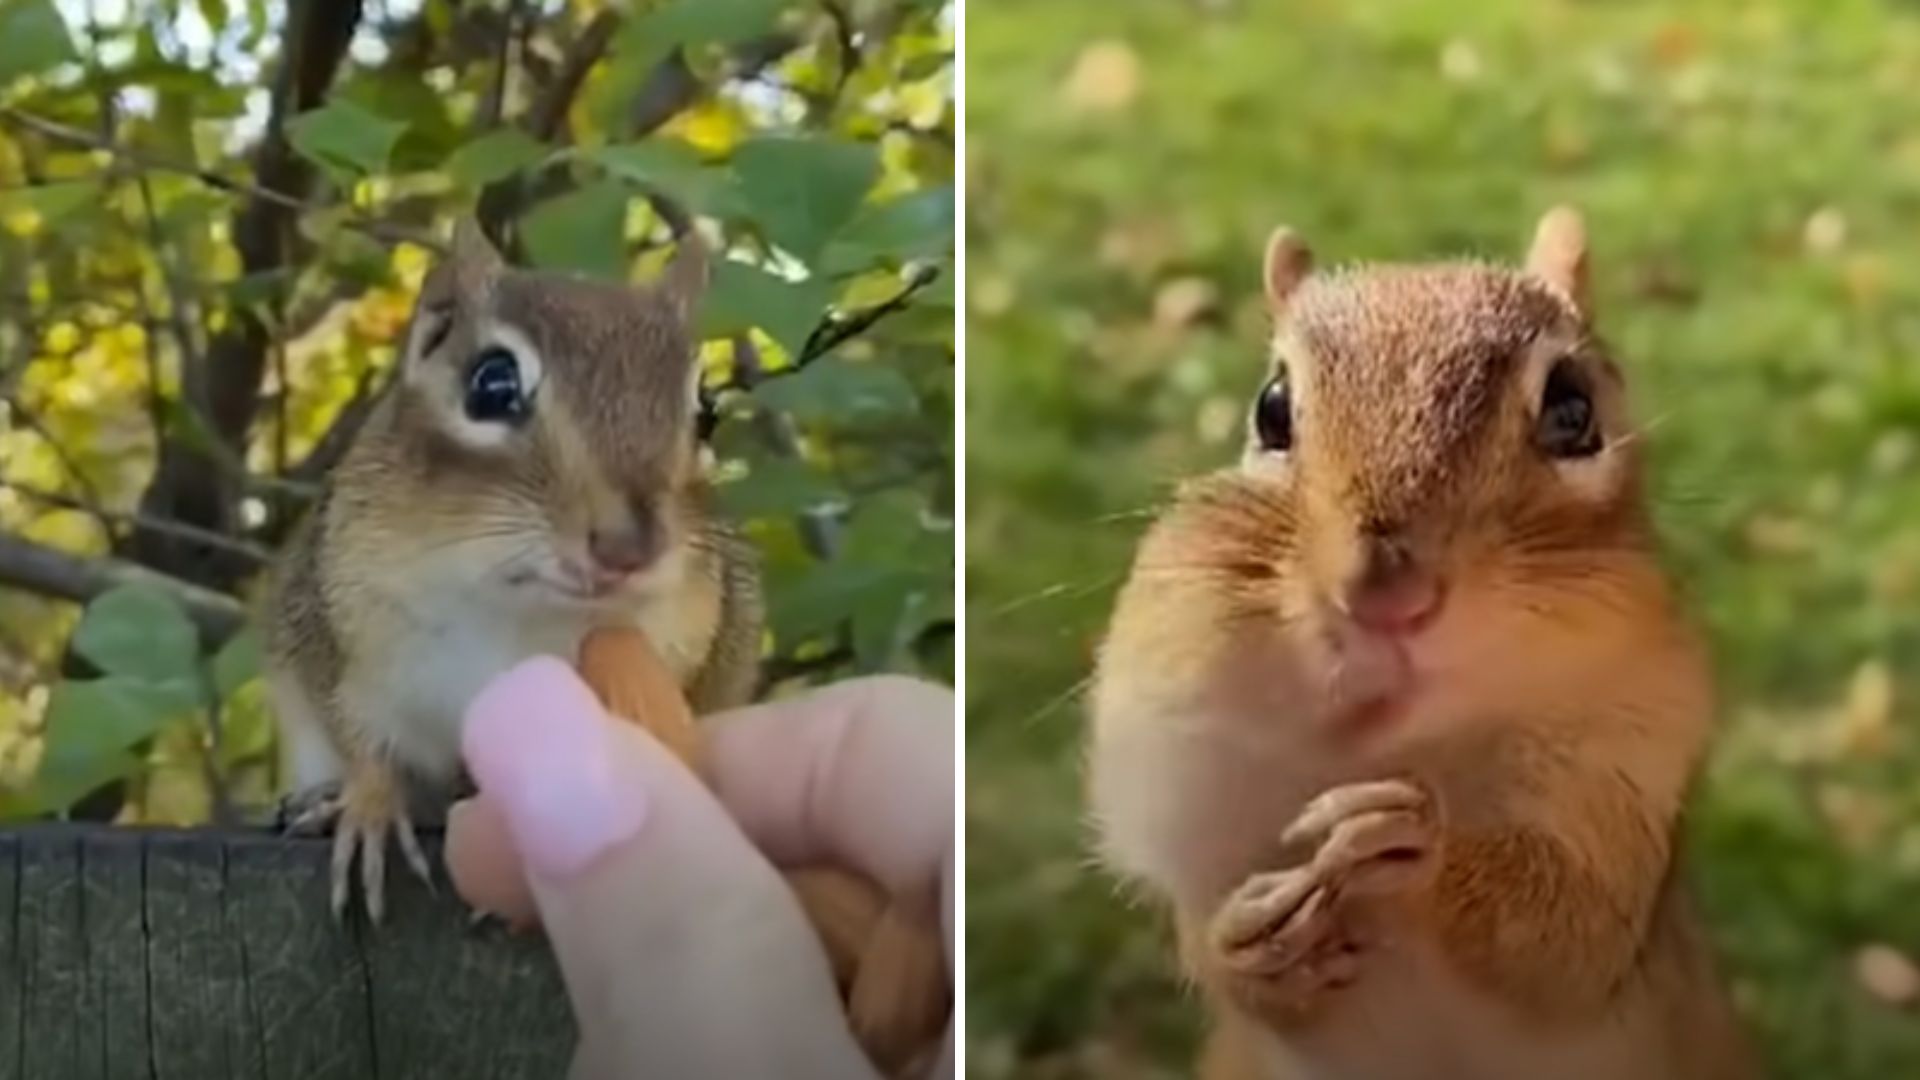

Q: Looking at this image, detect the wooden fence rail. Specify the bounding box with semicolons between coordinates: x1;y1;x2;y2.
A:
0;826;572;1080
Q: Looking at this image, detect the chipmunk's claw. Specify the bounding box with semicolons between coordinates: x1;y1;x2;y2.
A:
300;762;430;926
279;780;344;835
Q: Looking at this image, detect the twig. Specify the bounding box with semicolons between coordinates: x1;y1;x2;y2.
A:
629;35;798;137
0;107;440;252
823;1;861;102
797;262;941;366
476;9;623;239
476;0;518;132
528;10;620;141
710;262;942;397
0;532;245;642
730;334;840;560
2;481;274;565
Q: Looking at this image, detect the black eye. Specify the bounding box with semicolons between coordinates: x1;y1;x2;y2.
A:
465;347;528;424
1537;360;1601;458
1253;375;1293;452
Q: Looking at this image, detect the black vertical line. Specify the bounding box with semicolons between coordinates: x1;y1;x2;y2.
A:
139;841;157;1080
356;906;382;1080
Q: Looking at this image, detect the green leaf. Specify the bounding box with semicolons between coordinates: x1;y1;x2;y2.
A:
850;582;930;672
286;100;408;177
715;457;845;519
521;181;629;279
0;0;77;84
732;137;880;263
211;629;262;699
587;141;741;216
445;129;548;188
699;262;832;356
73;585;202;686
820;187;954;274
34;676;198;813
751;357;918;422
613;0;788;70
770;561;913;644
765;490;947;657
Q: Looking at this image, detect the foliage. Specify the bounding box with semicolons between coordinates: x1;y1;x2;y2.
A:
967;0;1920;1076
0;0;954;825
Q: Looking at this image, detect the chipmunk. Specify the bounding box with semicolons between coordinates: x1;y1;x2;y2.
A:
1087;209;1759;1080
265;220;762;921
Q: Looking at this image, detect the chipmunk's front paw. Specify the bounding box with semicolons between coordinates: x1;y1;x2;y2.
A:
283;763;434;924
1209;868;1359;1017
1283;777;1439;896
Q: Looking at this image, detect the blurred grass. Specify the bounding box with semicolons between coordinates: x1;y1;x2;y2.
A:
964;0;1920;1075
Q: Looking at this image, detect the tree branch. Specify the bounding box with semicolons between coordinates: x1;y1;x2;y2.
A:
797;262;941;366
476;9;622;240
127;0;367;592
0;532;245;642
528;10;621;141
3;482;272;566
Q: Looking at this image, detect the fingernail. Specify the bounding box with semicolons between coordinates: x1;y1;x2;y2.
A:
462;655;649;879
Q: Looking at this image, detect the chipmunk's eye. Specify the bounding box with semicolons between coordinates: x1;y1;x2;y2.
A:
1537;359;1601;458
1253;375;1293;452
465;347;529;424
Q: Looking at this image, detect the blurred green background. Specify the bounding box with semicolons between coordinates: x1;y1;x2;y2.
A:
965;0;1920;1075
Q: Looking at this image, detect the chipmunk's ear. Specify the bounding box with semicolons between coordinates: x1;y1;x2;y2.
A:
423;217;505;307
659;230;709;324
1525;206;1590;317
1263;227;1314;314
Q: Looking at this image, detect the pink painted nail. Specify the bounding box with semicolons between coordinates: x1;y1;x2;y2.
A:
462;655;649;880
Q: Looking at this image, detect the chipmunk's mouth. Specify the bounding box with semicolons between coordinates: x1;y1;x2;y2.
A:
1321;625;1419;732
505;566;630;603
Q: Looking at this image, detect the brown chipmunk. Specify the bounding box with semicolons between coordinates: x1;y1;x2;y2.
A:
1088;209;1759;1079
265;221;761;920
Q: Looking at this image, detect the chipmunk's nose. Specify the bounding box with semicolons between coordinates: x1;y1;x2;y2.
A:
1343;531;1445;636
588;520;658;578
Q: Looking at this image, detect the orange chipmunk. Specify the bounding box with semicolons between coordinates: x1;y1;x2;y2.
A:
1088;209;1758;1080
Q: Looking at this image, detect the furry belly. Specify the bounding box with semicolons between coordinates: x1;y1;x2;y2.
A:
1236;941;1655;1080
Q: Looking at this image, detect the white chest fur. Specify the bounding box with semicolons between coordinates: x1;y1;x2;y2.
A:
349;585;697;779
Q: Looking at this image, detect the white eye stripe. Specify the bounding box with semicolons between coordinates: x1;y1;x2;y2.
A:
479;321;545;399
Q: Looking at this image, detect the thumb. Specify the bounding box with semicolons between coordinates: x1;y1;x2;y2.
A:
459;656;877;1080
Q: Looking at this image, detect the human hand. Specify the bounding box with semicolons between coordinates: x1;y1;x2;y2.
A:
445;656;954;1079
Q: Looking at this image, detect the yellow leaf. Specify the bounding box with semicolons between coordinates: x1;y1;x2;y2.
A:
668;100;748;157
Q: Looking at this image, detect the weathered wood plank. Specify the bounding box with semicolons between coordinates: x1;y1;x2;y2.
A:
80;830;153;1080
18;831;86;1079
224;838;373;1080
365;853;575;1080
0;826;571;1080
146;832;259;1080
